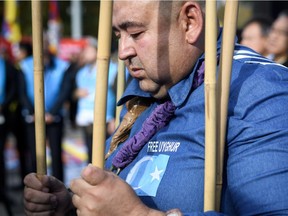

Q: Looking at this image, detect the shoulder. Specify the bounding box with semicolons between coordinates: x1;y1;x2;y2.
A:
19;56;34;72
231;45;288;93
54;57;69;69
232;44;287;74
227;44;288;120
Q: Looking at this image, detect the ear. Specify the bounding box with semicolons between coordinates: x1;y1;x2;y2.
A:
180;2;204;44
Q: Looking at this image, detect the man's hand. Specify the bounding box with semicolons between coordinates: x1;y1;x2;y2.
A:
23;173;73;216
74;88;89;99
70;164;164;216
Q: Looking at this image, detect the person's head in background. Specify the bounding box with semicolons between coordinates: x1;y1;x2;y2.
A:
77;36;98;67
15;41;33;62
240;17;272;57
42;32;57;68
266;10;288;66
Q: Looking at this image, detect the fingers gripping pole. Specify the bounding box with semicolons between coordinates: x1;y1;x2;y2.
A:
216;0;239;211
204;0;217;211
92;0;113;168
31;0;47;176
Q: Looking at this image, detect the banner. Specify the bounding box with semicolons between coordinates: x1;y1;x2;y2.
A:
58;38;88;61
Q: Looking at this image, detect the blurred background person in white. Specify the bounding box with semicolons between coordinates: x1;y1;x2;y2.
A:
73;38;116;163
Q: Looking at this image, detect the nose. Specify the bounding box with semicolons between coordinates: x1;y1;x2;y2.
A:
118;36;136;61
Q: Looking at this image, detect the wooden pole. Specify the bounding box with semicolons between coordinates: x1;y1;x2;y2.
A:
31;0;46;175
204;0;217;211
92;0;113;168
216;0;239;211
115;53;126;128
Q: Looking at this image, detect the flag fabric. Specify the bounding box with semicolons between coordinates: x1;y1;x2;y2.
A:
2;0;21;43
48;0;62;55
49;0;61;21
0;36;13;61
126;154;170;197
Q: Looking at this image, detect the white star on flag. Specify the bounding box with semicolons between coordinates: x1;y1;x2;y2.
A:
150;166;164;182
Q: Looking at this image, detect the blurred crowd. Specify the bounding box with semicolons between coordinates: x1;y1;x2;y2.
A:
0;32;123;215
240;9;288;67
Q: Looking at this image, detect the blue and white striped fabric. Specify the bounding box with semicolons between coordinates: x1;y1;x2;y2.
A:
233;45;287;68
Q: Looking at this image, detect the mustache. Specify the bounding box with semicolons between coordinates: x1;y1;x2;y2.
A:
126;58;144;69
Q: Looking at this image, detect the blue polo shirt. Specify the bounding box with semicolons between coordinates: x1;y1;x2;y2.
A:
104;34;288;215
19;56;69;113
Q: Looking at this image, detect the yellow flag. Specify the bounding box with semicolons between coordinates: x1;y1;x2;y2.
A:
3;0;21;43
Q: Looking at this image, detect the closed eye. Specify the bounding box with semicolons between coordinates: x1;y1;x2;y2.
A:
130;31;144;40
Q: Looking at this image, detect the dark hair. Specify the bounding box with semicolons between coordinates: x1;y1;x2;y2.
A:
19;41;33;57
242;16;273;37
278;9;288;18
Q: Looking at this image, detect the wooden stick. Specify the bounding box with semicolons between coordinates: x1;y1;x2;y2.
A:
204;0;217;211
92;0;113;168
115;52;126;128
216;0;239;211
31;0;46;175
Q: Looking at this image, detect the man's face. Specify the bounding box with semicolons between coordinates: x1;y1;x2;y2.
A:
112;1;194;99
267;16;288;56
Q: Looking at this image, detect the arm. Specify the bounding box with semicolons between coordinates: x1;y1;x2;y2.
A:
223;64;288;215
18;69;34;115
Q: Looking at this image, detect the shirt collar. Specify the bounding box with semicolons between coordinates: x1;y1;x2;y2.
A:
117;78;151;106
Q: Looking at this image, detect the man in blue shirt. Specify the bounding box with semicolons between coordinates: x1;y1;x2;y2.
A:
23;1;288;215
19;39;71;182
